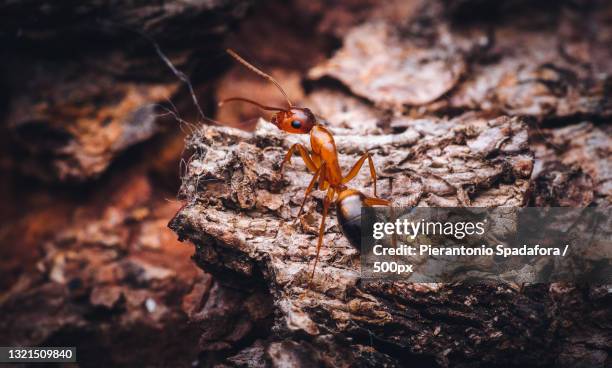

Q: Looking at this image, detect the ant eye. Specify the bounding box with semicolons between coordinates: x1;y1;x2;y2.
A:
291;120;302;129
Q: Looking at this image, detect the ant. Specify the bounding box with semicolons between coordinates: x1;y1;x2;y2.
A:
219;49;391;283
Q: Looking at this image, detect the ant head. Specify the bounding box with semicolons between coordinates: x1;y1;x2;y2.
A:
224;50;317;134
272;107;316;134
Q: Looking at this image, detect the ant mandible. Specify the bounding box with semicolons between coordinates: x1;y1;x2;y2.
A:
219;49;391;283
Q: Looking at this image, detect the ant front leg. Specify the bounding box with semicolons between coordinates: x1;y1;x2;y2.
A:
342;152;380;197
309;187;335;286
280;144;318;177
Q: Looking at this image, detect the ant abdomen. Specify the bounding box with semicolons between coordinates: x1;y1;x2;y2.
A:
336;189;366;249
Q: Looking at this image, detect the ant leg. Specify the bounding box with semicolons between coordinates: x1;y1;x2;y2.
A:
342;152;379;197
309;188;334;285
317;162;329;191
280;144;317;175
295;163;325;224
363;197;391;206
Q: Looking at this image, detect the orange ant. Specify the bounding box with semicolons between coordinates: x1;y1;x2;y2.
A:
219;49;391;282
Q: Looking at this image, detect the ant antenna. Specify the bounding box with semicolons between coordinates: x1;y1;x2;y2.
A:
226;49;293;108
96;20;210;123
219;97;286;112
148;36;208;123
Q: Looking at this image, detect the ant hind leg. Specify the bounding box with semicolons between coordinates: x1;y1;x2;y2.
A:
342;152;380;197
363;197;391;207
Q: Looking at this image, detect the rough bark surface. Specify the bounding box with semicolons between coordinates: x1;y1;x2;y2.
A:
0;171;202;366
310;0;612;118
531;122;612;206
169;109;609;366
0;1;273;366
1;0;611;367
166;3;612;366
0;168;274;366
1;0;249;182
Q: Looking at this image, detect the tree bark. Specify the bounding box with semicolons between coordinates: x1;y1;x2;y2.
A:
168;100;607;366
1;0;610;367
0;0;249;182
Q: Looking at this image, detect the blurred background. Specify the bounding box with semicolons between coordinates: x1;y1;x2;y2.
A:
0;0;610;367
